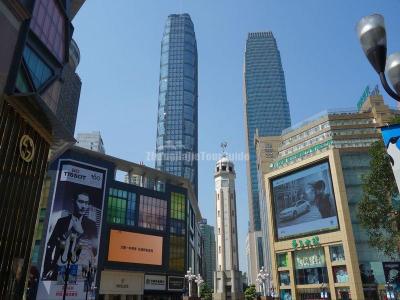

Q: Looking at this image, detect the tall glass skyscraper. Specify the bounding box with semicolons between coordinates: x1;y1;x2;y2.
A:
155;14;198;196
244;32;291;232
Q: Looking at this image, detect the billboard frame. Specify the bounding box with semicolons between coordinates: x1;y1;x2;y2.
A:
269;158;340;241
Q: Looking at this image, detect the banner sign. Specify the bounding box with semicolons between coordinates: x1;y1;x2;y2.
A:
168;276;184;291
37;159;107;299
144;275;166;290
381;124;400;198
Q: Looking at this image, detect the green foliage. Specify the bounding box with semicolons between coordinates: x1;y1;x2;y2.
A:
358;136;400;258
200;283;213;300
244;285;257;300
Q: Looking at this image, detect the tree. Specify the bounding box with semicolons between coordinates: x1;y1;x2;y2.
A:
358;118;400;258
199;283;213;300
244;285;257;300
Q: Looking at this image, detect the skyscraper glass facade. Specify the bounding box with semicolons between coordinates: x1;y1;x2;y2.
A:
155;14;198;196
244;32;291;231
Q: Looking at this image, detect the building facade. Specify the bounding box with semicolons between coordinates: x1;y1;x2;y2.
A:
199;219;216;289
76;131;106;153
243;31;291;283
213;157;243;300
0;0;84;298
256;94;399;299
155;13;198;196
33;146;203;300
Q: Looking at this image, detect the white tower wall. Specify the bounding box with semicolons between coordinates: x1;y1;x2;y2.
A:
213;156;244;300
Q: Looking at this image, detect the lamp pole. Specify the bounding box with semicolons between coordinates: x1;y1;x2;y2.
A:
59;235;81;300
256;266;271;297
194;274;204;298
184;268;197;297
356;14;400;102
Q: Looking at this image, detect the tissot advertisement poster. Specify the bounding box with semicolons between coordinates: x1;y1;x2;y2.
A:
37;159;107;299
272;161;339;239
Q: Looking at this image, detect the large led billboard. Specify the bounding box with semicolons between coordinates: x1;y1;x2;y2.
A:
108;230;163;265
38;159;107;299
272;161;339;239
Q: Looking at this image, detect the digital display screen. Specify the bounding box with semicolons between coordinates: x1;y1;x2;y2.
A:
108;230;163;265
272;161;339;239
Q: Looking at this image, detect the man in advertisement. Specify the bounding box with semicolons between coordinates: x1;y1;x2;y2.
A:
310;180;334;218
38;160;107;300
42;192;98;280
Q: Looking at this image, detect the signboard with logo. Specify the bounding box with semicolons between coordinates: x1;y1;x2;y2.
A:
168;276;184;291
99;270;144;295
144;275;166;290
37;159;107;299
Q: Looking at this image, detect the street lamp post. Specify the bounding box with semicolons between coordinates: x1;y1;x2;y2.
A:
184;268;197;297
59;236;81;300
82;261;96;300
194;274;204;298
356;14;400;102
256;266;272;297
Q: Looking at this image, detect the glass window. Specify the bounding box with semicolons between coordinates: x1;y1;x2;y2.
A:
107;188;136;226
23;46;53;89
184;91;194;105
171;192;185;220
277;253;288;267
138;195;167;230
279;271;290;286
184;64;194;79
330;244;345;262
160;78;168;92
30;0;66;62
184;78;194;91
169;235;185;271
183;105;193;120
280;290;292;300
336;288;351;300
333;266;349;283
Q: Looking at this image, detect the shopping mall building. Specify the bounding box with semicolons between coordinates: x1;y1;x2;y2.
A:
255;93;400;299
32;146;203;300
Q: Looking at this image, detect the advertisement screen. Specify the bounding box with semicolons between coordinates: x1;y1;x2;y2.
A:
37;160;107;299
381;124;400;198
272;161;339;239
108;230;163;265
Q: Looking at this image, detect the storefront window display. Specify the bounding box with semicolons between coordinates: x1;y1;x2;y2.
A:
280;290;292;300
336;288;351;300
333;266;349;283
330;244;345;262
295;248;328;285
279;271;290;286
277;252;288;268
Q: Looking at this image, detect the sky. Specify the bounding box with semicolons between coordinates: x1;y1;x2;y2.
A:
72;0;400;273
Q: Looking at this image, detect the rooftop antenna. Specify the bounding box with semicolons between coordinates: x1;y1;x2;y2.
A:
220;142;228;157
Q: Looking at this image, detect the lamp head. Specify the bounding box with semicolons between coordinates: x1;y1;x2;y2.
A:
386;52;400;95
356;14;387;73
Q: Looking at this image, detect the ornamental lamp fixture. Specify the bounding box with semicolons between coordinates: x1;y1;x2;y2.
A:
356;14;400;101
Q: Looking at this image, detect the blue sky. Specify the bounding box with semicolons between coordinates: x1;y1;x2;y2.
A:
72;0;400;272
